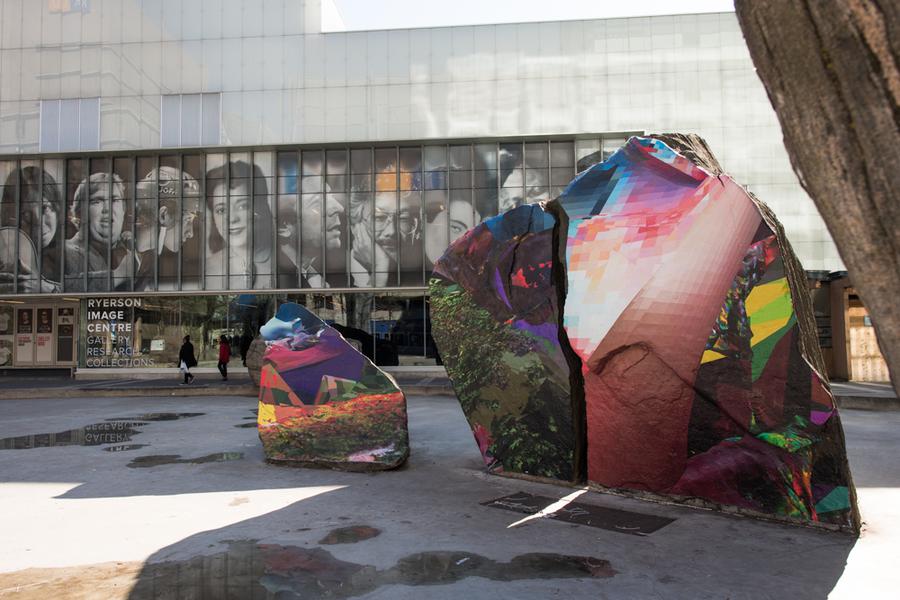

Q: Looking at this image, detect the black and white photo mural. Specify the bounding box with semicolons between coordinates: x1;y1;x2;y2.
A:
0;138;629;294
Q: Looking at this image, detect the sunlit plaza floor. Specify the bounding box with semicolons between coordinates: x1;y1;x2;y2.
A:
0;394;897;599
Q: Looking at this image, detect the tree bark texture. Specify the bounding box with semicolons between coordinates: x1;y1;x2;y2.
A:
734;0;900;395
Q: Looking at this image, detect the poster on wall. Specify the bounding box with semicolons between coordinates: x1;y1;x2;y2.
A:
35;307;53;363
17;309;32;334
0;337;11;366
0;305;12;366
36;308;52;333
57;307;74;363
15;308;33;365
0;305;11;335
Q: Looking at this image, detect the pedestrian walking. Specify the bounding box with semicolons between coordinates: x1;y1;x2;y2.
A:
217;334;231;381
178;335;197;384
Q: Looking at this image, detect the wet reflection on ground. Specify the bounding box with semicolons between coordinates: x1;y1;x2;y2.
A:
128;536;615;599
104;413;205;422
319;525;381;545
103;444;149;452
127;452;245;468
0;421;148;449
0;414;204;450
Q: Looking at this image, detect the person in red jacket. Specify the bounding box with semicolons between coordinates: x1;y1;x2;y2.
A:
217;334;231;381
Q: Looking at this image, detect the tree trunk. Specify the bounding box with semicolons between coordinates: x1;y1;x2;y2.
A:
734;0;900;395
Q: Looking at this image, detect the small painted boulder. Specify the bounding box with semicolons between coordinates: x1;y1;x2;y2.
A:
257;302;409;470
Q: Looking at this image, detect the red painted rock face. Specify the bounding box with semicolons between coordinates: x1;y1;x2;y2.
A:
431;136;858;531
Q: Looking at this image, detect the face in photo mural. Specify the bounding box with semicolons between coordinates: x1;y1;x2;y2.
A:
205;161;274;291
134;166;202;291
62;172;131;292
0;167;65;293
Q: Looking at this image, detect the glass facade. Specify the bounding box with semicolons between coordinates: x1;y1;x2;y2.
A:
0;135;628;295
0;5;843;272
0;2;847;371
80;291;435;369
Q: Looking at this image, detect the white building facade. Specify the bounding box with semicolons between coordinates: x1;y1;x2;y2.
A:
0;0;842;372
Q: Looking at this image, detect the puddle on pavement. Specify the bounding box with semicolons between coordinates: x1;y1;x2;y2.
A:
105;413;204;422
0;421;149;449
0;413;204;450
319;525;381;545
127;539;614;599
127;452;244;468
103;444;149;452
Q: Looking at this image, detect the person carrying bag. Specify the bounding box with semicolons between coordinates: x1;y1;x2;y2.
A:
178;335;197;384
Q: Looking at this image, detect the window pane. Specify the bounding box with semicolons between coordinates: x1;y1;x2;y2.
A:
350;148;372;174
204;157;227;290
474;187;497;222
113;157;133;291
160;95;180;147
576;139;601;172
181;156;203;291
40;100;59;152
133;159;155;291
302;150;323;175
323;192;348;287
253;192;275;290
424;189;448;271
181;93;201;147
79;99;99;150
551;141;575;168
524;166;549;204
349;191;373;287
602;137;627;161
326;150;347;174
524;142;549;168
449;145;471;170
373;191;396;286
59;99;79;152
201;93;220;145
399;147;421;172
276;194;299;288
399;190;422;286
277;152;298;194
40;174;64;291
300;194;324;288
474;144;497;171
374;148;396;174
423;146;447;171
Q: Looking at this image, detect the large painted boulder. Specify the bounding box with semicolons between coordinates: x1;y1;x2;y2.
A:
430;135;858;531
430;204;581;481
256;302;409;470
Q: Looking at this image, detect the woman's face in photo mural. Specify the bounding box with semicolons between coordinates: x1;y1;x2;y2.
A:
210;179;251;250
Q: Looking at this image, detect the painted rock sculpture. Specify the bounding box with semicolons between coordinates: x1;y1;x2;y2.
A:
430;204;581;481
430;135;858;530
256;302;409;470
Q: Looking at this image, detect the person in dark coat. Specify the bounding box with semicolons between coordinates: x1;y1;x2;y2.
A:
240;333;252;366
178;335;197;384
217;334;231;381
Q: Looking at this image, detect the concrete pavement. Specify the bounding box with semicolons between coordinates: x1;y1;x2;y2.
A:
0;394;897;599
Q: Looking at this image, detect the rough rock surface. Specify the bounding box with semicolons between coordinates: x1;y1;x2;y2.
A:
430;135;858;531
245;337;267;387
430;204;581;482
256;302;409;471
